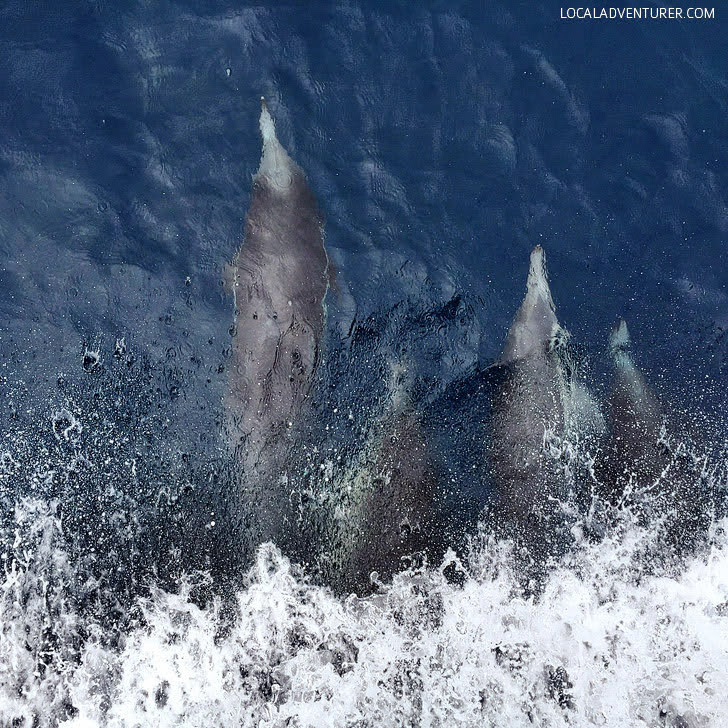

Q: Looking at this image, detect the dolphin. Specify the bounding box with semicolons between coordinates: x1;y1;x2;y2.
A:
596;319;708;555
324;362;443;594
486;246;572;567
596;319;664;504
225;98;330;541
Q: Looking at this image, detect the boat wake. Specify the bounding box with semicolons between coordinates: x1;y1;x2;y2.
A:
2;472;727;727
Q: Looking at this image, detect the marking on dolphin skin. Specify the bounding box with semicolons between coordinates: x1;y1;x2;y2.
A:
225;98;330;543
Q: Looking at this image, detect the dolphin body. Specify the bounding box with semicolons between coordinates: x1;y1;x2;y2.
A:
597;319;663;504
597;319;708;555
225;99;330;543
486;246;572;568
321;363;443;594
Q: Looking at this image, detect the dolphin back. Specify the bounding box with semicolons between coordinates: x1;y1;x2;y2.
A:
225;100;329;540
486;247;571;571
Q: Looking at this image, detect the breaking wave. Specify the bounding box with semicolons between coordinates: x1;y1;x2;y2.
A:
2;479;728;726
1;319;726;727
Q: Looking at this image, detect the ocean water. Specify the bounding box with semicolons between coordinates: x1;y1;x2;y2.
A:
1;1;727;726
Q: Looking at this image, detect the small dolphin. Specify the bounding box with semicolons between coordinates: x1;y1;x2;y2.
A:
486;246;571;566
597;319;708;554
225;99;330;540
597;319;664;503
326;363;442;594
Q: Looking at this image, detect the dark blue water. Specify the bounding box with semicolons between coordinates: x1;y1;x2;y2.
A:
1;2;727;725
1;2;726;389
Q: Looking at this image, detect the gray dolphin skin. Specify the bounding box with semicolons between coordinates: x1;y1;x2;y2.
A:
225;99;329;539
597;319;708;553
597;319;664;503
329;371;442;594
487;246;570;563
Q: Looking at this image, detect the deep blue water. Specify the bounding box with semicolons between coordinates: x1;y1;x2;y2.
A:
1;3;728;724
1;2;726;396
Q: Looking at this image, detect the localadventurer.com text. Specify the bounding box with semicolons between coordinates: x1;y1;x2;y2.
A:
560;7;715;19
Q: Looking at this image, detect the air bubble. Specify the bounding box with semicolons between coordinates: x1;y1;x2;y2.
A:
83;348;100;372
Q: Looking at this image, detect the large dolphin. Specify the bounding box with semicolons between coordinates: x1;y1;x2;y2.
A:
486;246;572;567
225;99;330;541
597;319;708;554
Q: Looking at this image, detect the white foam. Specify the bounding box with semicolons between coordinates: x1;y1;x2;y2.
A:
2;489;727;727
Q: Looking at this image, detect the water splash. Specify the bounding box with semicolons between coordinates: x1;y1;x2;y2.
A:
1;323;726;726
1;488;727;726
